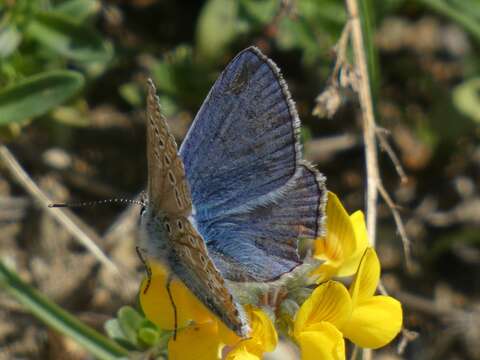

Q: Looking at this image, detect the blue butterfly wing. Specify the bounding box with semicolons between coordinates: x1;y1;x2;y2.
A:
200;163;326;282
179;47;327;282
179;47;302;220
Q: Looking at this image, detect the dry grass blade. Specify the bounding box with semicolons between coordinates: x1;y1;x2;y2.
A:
345;0;379;246
376;127;408;183
0;145;119;274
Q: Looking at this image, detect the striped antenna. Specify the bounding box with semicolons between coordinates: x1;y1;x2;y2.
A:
48;198;143;208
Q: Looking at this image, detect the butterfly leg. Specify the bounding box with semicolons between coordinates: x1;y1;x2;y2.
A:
135;246;152;295
166;273;178;340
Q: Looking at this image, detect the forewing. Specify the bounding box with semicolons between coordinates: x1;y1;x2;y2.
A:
203;163;327;282
168;217;248;337
144;80;247;337
179;46;302;221
146;79;191;216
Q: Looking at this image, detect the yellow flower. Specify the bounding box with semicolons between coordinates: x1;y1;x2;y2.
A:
294;248;403;357
139;262;235;359
226;305;277;360
168;321;225;360
139;261;277;359
312;192;369;281
139;262;213;330
341;247;403;349
293;281;351;360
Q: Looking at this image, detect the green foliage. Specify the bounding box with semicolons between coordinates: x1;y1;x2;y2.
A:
2;0;480;358
105;306;168;355
0;0;112;129
453;78;480;123
0;25;21;58
27;11;112;64
145;0;347;116
0;261;128;359
359;0;380;98
275;0;345;63
54;0;100;21
0;70;84;125
196;0;239;63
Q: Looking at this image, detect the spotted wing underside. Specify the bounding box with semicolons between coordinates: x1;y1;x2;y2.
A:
145;80;248;337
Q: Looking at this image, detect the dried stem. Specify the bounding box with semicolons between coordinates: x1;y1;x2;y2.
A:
344;1;383;359
377;183;413;271
343;0;413;271
333;22;352;80
0;145;119;274
345;0;379;245
376;127;408;183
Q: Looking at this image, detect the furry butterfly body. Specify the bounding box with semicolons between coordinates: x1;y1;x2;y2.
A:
140;47;327;337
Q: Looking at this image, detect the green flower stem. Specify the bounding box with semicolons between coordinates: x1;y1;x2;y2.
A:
0;260;129;359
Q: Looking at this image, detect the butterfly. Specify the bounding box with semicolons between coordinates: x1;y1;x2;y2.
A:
140;46;327;338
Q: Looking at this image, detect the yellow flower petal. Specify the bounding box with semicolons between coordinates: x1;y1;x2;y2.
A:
349;248;379;305
294;281;352;337
225;346;260;360
297;322;345;360
310;262;340;282
245;306;277;353
313;193;368;280
139;261;212;330
168;321;222;360
350;211;369;250
341;296;403;349
314;192;356;262
226;306;277;358
336;211;369;277
216;315;243;345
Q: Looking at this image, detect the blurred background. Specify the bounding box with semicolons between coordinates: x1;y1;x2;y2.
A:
0;0;479;359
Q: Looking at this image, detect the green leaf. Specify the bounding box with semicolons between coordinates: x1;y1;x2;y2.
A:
0;70;84;125
27;11;112;63
51;104;90;127
105;319;137;351
0;260;128;359
105;319;125;341
452;77;480;123
151;46;213;111
0;25;22;58
138;328;160;347
117;306;144;346
54;0;101;22
196;0;238;63
359;0;380;100
119;82;143;107
275;0;345;64
238;0;276;25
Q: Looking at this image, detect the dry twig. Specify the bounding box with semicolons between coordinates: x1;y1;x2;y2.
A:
343;0;415;357
343;0;413;269
376;127;408;183
0;145;119;274
345;0;379;246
